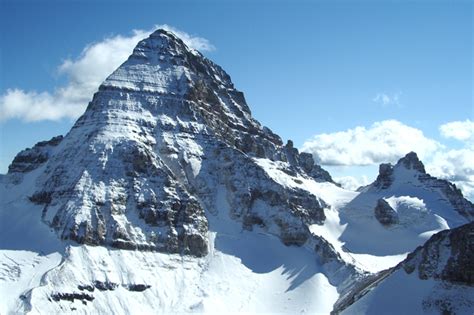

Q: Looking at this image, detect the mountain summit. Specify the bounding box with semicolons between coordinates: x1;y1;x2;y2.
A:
372;151;474;221
333;151;474;262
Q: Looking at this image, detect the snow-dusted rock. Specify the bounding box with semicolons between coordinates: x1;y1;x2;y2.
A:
372;152;474;221
8;136;63;174
374;198;399;226
373;163;394;189
402;221;474;285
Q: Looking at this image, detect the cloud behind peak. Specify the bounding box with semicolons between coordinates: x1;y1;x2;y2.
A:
0;26;214;122
301;120;441;166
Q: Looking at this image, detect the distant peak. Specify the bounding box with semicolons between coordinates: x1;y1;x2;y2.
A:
373;152;426;189
374;163;394;189
396;152;426;173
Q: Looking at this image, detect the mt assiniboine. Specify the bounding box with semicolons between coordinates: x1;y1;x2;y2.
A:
0;30;473;315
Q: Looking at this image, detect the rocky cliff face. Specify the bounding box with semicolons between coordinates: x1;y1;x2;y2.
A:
7;29;333;257
374;198;399;226
8;136;63;174
402;221;474;285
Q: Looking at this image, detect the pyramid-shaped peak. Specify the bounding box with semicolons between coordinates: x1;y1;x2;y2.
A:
4;25;338;261
101;27;232;97
396;151;426;173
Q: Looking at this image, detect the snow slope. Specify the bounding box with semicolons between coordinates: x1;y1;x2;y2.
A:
336;222;474;315
253;157;448;273
0;168;65;314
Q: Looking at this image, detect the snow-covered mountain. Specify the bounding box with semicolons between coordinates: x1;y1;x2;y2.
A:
0;29;472;314
334;152;473;260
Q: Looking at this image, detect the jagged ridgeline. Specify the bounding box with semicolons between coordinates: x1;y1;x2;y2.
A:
8;30;335;256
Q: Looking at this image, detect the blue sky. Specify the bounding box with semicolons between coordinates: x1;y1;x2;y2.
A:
0;0;473;196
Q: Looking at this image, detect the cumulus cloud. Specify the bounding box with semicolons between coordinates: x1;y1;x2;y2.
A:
301;120;441;166
0;89;85;122
372;92;401;106
158;24;215;52
0;29;150;122
0;25;214;122
439;119;474;142
334;175;370;191
302;119;474;200
427;148;474;200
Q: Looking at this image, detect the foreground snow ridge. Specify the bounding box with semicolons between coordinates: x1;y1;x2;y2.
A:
1;29;473;314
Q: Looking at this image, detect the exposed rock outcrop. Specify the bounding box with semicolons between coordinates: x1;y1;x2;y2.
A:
51;292;94;303
374;198;399;226
402;221;474;285
373;163;394;189
8;135;63;174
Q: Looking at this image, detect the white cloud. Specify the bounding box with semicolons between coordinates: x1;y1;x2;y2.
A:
0;88;85;122
439;119;474;142
334;175;370;191
301;120;441;166
432;120;474;200
426;148;474;200
302;119;474;200
0;26;214;122
372;92;401;106
158;24;215;52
